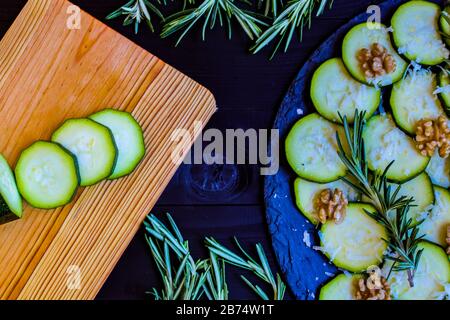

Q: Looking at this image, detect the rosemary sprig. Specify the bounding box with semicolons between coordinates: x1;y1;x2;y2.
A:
251;0;333;58
336;111;424;287
144;214;208;300
106;0;165;34
161;0;268;44
206;237;286;300
109;0;334;57
145;213;284;300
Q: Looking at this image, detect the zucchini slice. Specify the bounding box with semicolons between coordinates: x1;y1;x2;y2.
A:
437;70;450;114
384;241;450;300
0;154;22;219
362;172;434;226
90;109;145;179
392;1;449;65
393;173;434;225
320;203;388;272
342;23;407;86
294;177;359;225
363;114;429;182
285;113;347;183
52;118;117;187
15;141;79;209
419;186;450;248
319;274;362;300
426;152;450;188
310;58;380;123
391;69;445;135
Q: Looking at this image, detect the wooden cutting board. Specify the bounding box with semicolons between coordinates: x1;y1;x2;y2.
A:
0;0;216;300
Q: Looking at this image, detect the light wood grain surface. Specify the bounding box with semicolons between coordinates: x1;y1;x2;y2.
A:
0;0;216;300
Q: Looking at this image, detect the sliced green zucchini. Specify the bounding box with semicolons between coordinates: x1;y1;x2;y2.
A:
419;186;450;247
362;172;434;226
0;154;22;220
15;141;79;209
294;177;359;225
285;113;347;183
363;114;429;182
384;241;450;300
310;58;380;123
393;172;434;225
52;118;117;187
320;203;388;272
437;70;450;114
342;22;407;86
392;1;449;65
391;69;445;134
89;109;145;179
440;5;450;46
319;274;362;300
426;152;450;188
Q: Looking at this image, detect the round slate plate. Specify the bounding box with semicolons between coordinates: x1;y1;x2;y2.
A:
264;0;420;300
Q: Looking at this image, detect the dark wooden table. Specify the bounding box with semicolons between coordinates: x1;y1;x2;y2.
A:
0;0;383;300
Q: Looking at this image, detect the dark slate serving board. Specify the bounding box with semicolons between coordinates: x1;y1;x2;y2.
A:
264;0;438;300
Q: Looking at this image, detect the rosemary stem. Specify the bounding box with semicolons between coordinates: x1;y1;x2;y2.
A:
337;110;423;287
407;270;414;288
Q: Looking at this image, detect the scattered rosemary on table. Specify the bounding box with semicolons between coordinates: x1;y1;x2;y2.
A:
251;0;333;59
336;110;425;287
160;0;267;44
144;213;285;300
106;0;165;33
206;237;286;300
144;214;209;300
107;0;334;58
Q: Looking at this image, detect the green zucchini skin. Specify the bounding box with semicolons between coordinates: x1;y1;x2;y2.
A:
294;177;359;225
15;141;80;210
439;5;450;47
0;154;22;218
310;58;380;123
437;70;450;115
52;118;117;187
390;69;445;135
319;203;388;272
419;186;450;248
384;241;450;300
285;113;347;183
319;273;362;300
392;1;449;65
342;22;407;86
89;109;145;180
363;114;429;183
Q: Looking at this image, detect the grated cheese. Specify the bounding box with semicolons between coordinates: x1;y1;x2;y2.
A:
303;230;311;248
395;12;449;62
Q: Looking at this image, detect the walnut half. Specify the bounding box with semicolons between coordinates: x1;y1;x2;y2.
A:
357;43;396;79
415;116;450;158
355;276;391;300
314;188;348;224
